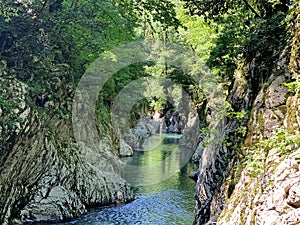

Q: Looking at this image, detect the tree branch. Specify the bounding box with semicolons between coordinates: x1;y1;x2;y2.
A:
242;0;261;18
39;0;49;13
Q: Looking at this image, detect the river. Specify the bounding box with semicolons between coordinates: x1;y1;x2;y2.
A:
55;134;196;225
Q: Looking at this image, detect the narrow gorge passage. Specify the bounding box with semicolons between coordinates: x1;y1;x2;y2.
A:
53;134;196;225
1;1;299;224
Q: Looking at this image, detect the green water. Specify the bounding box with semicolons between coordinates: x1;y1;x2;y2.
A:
56;135;196;225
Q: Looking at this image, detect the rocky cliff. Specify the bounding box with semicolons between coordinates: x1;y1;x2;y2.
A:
0;63;133;224
193;3;300;225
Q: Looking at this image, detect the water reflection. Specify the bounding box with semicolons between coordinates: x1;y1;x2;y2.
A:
122;134;193;186
54;135;195;225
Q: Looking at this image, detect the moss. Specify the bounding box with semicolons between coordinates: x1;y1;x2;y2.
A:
277;105;287;116
219;127;300;224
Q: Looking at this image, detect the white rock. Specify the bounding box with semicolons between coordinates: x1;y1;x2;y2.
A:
120;139;133;157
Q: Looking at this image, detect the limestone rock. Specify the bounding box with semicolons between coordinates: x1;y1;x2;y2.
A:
120;139;134;157
0;74;134;225
194;4;300;224
246;75;288;144
20;186;86;223
218;149;300;225
124;128;139;148
287;183;300;208
179;111;201;149
124;115;156;149
284;94;300;133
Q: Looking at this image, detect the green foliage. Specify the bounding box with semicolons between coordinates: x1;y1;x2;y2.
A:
183;0;241;19
209;10;287;79
2;113;23;128
284;73;300;94
183;0;291;81
0;0;19;22
244;11;287;57
134;0;180;41
183;0;290;20
228;110;249;122
96;100;112;134
207;13;250;79
136;0;180;31
59;0;137;72
0;95;23;129
175;1;218;61
0;0;183;131
243;128;300;177
97;62;151;131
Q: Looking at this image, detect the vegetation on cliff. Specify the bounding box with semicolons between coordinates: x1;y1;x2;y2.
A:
0;0;299;224
182;0;300;224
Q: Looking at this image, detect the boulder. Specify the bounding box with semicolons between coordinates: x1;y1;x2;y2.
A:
120;139;134;157
124;115;156;149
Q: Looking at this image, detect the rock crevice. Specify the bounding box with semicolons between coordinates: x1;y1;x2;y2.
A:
0;69;133;224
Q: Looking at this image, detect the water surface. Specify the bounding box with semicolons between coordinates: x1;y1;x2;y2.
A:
56;134;196;225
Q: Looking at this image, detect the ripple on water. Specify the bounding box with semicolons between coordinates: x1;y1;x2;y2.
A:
59;188;194;225
54;136;196;225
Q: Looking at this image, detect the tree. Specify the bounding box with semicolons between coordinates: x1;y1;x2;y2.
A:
182;0;292;80
183;0;290;20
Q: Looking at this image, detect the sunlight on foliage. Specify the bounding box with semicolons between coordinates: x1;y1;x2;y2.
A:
244;128;300;177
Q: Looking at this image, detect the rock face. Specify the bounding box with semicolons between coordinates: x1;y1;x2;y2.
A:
218;147;300;225
120;139;134;156
179;111;200;150
0;66;133;224
165;111;181;133
256;151;300;225
124;115;157;149
217;5;300;225
193;57;259;225
246;75;289;143
193;3;300;225
218;91;300;225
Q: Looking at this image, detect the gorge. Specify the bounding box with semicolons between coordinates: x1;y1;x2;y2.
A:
0;0;300;225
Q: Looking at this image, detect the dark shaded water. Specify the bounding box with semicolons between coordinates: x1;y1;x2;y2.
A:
56;134;196;225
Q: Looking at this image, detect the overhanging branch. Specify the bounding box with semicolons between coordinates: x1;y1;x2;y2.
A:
242;0;261;18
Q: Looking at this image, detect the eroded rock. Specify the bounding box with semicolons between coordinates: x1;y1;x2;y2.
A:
218;149;300;225
120;139;134;157
0;73;134;224
124;115;156;149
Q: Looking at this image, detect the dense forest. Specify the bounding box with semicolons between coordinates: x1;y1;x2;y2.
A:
0;0;299;224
